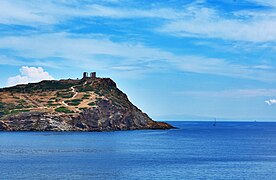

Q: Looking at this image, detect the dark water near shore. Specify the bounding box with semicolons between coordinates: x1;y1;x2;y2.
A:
0;121;276;180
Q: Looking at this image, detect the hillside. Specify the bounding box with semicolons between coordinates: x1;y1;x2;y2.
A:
0;76;174;131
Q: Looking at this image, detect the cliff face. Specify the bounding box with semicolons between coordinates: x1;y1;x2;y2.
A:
0;77;174;131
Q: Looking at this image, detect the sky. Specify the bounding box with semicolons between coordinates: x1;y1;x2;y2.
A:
0;0;276;121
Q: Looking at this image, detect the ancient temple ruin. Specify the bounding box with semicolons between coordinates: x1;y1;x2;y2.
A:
83;72;96;79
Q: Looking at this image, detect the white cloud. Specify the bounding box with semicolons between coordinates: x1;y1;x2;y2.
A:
1;33;276;82
265;99;276;106
251;0;276;7
0;1;56;25
7;66;54;87
159;6;276;42
0;33;173;71
0;0;186;26
1;0;276;43
173;55;276;82
0;1;275;81
177;89;276;98
0;55;63;68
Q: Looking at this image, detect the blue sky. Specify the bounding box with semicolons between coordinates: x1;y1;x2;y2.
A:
1;0;276;121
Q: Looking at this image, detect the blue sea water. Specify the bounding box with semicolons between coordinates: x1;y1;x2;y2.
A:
0;121;276;180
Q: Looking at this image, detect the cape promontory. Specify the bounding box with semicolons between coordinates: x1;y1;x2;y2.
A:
0;72;173;131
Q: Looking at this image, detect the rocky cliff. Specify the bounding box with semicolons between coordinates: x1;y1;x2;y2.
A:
0;77;174;131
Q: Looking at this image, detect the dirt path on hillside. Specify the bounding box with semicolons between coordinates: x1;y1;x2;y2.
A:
61;86;78;107
22;95;43;107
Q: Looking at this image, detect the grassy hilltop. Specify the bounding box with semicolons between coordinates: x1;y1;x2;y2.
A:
0;78;123;115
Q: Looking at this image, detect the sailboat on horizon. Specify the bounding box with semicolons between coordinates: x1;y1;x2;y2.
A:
213;118;217;126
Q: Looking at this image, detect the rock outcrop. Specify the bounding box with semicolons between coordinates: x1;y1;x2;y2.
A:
0;77;174;131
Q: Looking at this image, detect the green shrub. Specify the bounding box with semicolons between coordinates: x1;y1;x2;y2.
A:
19;99;26;104
48;100;54;103
78;86;94;92
79;107;88;111
15;105;24;109
57;91;74;98
82;94;90;99
65;99;82;106
55;107;73;113
9;109;30;114
88;102;96;106
0;102;4;109
13;96;20;99
47;103;59;107
0;110;10;115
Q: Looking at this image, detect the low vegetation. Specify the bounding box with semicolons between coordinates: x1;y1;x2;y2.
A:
82;94;90;99
0;109;30;115
0;102;4;109
57;91;74;98
65;99;82;106
10;109;30;114
0;81;79;93
77;85;94;92
0;78;129;117
88;102;96;106
79;107;88;111
47;103;59;107
55;107;73;113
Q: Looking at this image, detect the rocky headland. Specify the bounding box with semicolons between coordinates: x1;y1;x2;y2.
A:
0;74;174;131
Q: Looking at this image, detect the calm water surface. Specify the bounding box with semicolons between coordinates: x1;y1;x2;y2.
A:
0;121;276;180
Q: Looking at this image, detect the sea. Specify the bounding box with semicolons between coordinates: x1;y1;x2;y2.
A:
0;121;276;180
